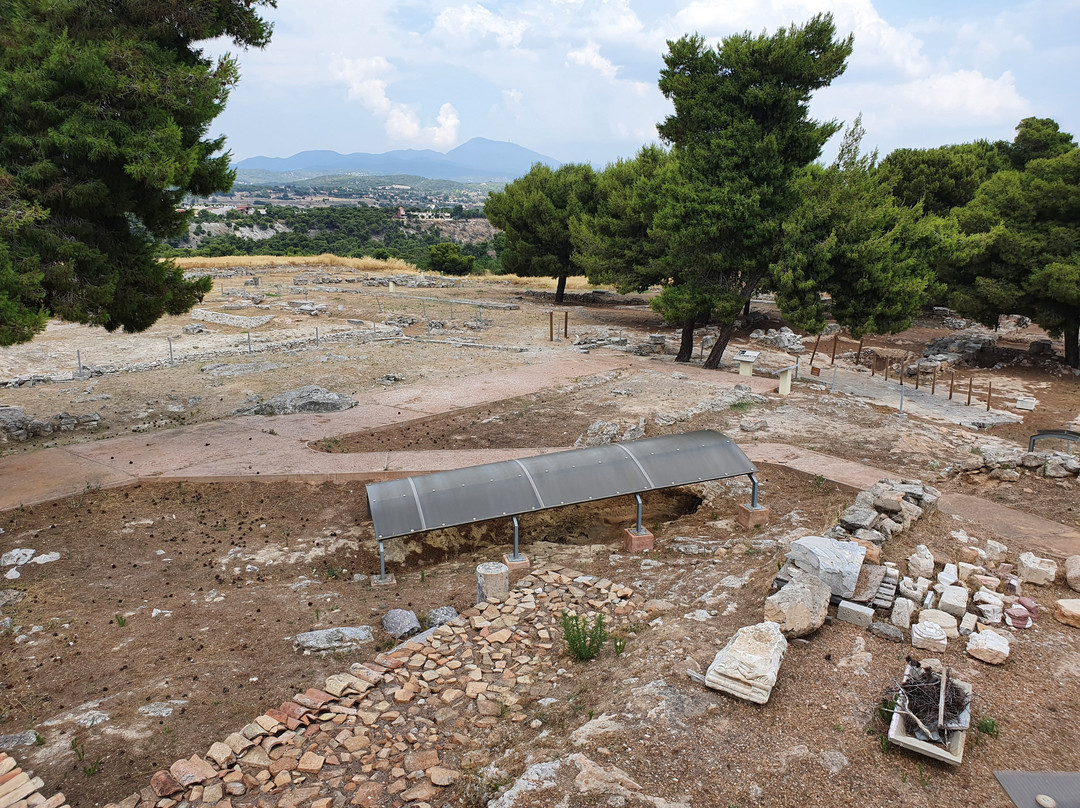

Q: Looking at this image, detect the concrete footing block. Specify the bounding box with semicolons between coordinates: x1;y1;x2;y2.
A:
623;528;654;552
738;504;770;528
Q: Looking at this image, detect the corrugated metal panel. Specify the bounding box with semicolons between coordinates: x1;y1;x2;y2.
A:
994;771;1080;808
367;430;755;540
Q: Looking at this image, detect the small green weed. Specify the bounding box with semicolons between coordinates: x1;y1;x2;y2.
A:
561;610;608;661
976;715;1000;738
612;635;627;656
728;400;753;412
114;613;126;628
917;761;930;787
83;758;102;777
814;473;825;489
71;736;85;760
34;731;44;746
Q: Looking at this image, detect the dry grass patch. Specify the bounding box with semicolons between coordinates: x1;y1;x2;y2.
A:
169;253;419;274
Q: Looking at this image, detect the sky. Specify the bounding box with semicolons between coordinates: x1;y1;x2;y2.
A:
205;0;1080;167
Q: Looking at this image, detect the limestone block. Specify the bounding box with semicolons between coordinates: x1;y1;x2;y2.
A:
293;626;373;654
890;597;915;629
908;545;935;579
1017;552;1057;586
839;506;878;532
918;609;959;638
938;586;970;619
911;622;947;652
1054;599;1080;629
787;536;866;599
975;603;1002;624
966;629;1010;664
836;600;874;628
870;622;904;642
937;563;959;587
959;613;978;635
899;576;930;601
763;569;831;638
381;609;421;639
984;539;1008;564
703;622;788;704
1066;556;1080;592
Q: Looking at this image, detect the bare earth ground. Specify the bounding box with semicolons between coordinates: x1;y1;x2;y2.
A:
1;262;1079;807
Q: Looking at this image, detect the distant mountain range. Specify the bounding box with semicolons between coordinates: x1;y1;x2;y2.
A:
234;137;560;185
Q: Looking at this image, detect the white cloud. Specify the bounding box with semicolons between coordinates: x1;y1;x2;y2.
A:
567;42;619;80
892;70;1030;121
433;4;529;48
335;57;459;148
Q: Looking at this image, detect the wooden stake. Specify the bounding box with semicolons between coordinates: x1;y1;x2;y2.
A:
915;361;921;390
949;372;955;400
931;367;937;395
884;362;889;382
564;310;569;338
549;311;554;341
810;333;822;365
871;355;876;377
831;333;838;365
987;381;992;411
855;337;864;366
967;376;973;406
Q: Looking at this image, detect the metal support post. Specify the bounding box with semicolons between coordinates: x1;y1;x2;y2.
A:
748;473;763;510
634;494;644;534
376;540;388;582
507;515;525;563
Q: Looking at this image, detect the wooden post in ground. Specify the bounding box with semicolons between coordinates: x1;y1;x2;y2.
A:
915;361;921;390
564;310;569;338
931;367;937;395
549;311;554;341
810;333;822;365
949;372;955;400
884;361;889;382
987;382;993;411
967;376;973;406
855;337;864;366
871;355;876;377
831;333;839;364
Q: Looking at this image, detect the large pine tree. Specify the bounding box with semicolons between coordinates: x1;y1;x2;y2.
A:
0;0;275;345
655;15;852;367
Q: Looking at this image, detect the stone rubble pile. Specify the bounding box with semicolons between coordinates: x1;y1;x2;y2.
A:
765;478;1079;664
748;327;806;354
0;405;101;443
949;444;1080;480
104;566;637;808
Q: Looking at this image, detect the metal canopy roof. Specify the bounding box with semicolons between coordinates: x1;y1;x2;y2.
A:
367;429;756;540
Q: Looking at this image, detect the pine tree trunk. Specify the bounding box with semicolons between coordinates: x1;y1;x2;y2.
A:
703;322;736;369
1065;311;1079;369
743;299;751;316
675;317;696;362
555;275;567;304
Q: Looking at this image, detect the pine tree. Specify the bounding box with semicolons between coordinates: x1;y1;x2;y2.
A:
0;0;275;344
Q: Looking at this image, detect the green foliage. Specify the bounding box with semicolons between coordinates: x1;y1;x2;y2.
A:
999;116;1076;170
428;241;475;276
976;715;1000;738
114;613;126;628
0;0;274;344
572;145;670;294
484;162;598;302
881;141;1008;216
773;116;940;339
560;610;608;661
612;635;627;656
654;15;853;367
945;130;1080;367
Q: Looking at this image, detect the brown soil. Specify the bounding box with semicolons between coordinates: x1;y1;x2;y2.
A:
2;263;1079;806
